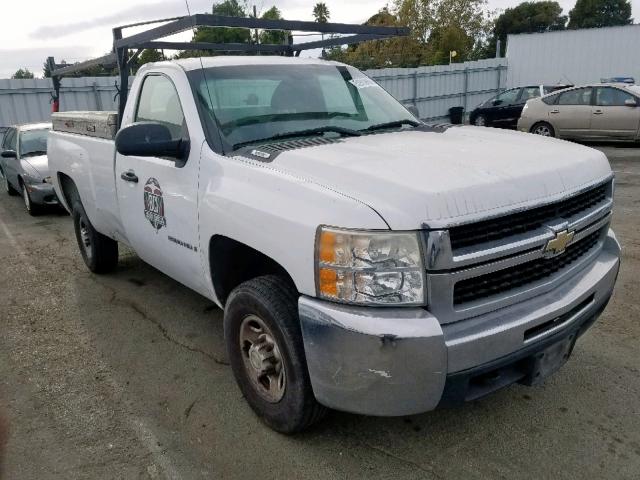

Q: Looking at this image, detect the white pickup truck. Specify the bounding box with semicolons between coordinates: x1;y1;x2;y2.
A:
48;56;620;433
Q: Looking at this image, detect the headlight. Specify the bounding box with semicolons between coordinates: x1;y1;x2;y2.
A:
315;226;425;306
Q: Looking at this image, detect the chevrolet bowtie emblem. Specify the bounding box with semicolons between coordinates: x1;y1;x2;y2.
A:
544;229;575;255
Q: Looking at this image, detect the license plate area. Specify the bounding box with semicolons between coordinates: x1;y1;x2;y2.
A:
520;334;577;386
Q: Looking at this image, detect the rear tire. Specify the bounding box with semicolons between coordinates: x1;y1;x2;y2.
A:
531;122;555;137
72;200;118;273
224;275;326;434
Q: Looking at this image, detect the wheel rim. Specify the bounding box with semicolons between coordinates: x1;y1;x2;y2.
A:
239;314;286;403
78;217;93;261
23;186;31;211
534;125;551;136
475;116;486;126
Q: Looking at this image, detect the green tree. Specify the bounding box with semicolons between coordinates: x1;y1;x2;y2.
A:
312;3;330;23
12;68;35;79
259;6;289;45
568;0;632;29
137;49;164;66
489;2;566;57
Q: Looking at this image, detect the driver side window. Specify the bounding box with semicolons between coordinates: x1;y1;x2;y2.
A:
494;89;520;105
135;75;187;141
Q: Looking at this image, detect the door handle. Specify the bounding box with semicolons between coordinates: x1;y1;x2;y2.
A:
593;110;604;115
550;109;559;114
120;170;139;183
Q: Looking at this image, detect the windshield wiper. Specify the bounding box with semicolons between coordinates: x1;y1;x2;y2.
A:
362;119;420;133
231;126;361;151
21;150;47;157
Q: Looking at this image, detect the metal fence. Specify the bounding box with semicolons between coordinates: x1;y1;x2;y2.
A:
0;58;507;128
365;58;508;122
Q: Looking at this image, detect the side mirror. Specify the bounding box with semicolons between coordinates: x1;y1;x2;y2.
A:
115;122;189;161
624;98;638;107
1;150;16;159
492;99;503;106
406;105;420;119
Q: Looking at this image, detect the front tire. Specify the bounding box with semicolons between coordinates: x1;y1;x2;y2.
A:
22;183;42;216
474;114;487;127
3;171;18;196
72;200;118;273
224;275;326;434
531;121;555;137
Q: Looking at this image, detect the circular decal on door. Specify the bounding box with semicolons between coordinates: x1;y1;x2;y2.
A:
143;178;167;231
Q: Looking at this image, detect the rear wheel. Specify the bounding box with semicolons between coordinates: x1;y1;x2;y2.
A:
531;122;555;137
224;275;326;434
72;200;118;273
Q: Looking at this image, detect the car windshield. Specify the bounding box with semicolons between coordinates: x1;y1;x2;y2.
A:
19;129;49;157
190;64;417;151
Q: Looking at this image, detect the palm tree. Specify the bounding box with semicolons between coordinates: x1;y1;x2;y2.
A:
313;3;330;24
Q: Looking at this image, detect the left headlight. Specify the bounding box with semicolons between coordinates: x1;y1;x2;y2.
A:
315;226;426;306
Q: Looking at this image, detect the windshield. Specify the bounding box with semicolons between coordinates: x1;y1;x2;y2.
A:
19;129;49;157
190;64;417;152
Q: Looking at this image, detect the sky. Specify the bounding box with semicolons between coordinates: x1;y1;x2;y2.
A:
1;0;638;78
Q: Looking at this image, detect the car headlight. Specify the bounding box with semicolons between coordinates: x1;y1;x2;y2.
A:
315;226;425;306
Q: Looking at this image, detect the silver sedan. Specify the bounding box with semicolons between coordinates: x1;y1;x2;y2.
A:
518;83;640;141
0;122;58;215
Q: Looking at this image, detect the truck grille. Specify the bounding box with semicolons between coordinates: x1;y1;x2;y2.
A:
453;228;603;306
449;183;608;250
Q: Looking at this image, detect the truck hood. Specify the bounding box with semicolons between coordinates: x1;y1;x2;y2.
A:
21;154;50;179
269;127;612;230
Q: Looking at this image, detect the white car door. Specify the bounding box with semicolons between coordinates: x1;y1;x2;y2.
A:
591;87;640;140
115;70;210;298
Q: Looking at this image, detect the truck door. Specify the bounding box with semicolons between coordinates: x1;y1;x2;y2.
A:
115;72;209;297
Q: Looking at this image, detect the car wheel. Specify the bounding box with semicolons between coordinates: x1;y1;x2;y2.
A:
72;200;118;273
21;182;42;216
474;115;487;127
531;122;555;137
224;275;326;434
2;171;18;196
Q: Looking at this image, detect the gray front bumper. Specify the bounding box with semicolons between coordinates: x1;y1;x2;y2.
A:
25;182;58;205
299;231;620;416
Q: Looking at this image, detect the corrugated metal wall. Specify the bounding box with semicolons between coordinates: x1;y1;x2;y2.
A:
0;77;130;128
366;58;507;121
506;24;640;88
0;59;507;127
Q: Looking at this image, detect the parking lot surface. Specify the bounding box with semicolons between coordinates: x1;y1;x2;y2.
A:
1;145;639;479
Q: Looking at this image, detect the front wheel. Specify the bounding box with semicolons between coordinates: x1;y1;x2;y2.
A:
3;171;18;196
224;275;326;434
474;115;487;127
22;183;42;216
531;122;555;137
72;201;118;273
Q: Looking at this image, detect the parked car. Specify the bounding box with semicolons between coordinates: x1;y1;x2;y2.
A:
518;83;640;141
48;56;620;433
470;85;571;129
0;123;58;215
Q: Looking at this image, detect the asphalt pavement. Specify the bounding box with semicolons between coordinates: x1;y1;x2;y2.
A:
0;144;639;479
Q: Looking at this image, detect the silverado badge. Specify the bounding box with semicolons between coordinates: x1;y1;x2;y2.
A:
143;178;167;231
544;229;575;256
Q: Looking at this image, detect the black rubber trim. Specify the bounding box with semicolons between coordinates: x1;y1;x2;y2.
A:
437;292;613;408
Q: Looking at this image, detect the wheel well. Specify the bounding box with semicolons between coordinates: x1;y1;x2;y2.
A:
209;236;296;306
57;172;80;208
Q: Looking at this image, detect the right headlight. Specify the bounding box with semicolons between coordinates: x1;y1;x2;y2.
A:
315;226;426;306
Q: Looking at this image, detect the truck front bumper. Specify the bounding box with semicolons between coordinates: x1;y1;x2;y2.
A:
299;231;620;416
